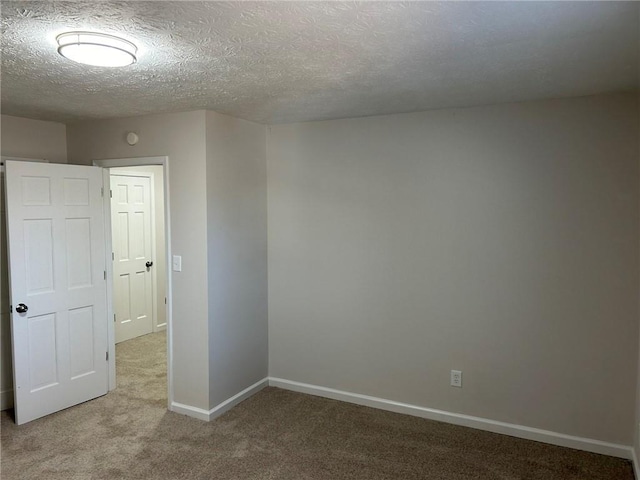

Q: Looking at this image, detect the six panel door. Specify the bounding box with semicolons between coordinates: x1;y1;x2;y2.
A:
5;161;108;425
110;174;153;343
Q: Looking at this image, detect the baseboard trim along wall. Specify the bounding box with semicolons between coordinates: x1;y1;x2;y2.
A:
170;378;269;422
0;389;13;411
207;378;269;421
269;377;633;460
170;401;211;422
632;447;639;480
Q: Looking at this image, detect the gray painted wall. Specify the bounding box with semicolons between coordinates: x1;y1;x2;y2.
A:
66;109;269;413
267;93;639;445
206;111;268;409
634;9;640;459
1;115;67;164
67;110;210;410
635;87;640;462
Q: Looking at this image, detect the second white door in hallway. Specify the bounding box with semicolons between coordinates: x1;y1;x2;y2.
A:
111;174;153;343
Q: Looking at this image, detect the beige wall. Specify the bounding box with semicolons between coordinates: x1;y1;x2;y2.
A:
205;111;268;409
267;93;639;445
67;110;210;410
1;115;69;409
635;86;640;464
66;109;270;414
635;7;640;462
1;115;67;163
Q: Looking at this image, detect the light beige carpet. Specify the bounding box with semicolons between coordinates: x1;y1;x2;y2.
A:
1;331;634;479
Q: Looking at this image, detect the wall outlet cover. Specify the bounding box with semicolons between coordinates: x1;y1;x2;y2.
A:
451;370;462;388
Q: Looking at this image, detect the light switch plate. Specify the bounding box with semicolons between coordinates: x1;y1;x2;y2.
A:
172;255;182;272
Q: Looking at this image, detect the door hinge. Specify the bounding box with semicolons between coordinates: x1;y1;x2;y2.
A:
104;270;107;280
106;351;109;361
112;252;115;260
114;313;116;322
101;187;104;197
165;297;167;305
110;190;113;198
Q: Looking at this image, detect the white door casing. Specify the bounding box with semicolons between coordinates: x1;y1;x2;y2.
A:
94;156;171;407
110;174;153;343
5;161;108;425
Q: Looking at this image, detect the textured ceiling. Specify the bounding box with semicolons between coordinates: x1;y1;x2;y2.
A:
1;1;638;125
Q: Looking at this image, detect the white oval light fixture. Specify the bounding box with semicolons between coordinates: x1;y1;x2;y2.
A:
56;31;137;67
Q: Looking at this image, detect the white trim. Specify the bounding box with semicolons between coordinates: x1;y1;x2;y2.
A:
94;157;167;168
0;388;13;411
170;402;211;422
108;169;154;178
170;378;269;422
269;377;633;460
93;157;173;409
147;170;159;333
100;169;116;390
632;447;639;480
207;378;269;421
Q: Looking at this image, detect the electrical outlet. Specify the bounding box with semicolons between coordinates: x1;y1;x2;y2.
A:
451;370;462;388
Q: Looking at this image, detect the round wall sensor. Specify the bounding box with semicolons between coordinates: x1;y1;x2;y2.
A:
126;132;139;146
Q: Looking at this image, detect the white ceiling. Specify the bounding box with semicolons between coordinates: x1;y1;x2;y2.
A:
1;1;638;125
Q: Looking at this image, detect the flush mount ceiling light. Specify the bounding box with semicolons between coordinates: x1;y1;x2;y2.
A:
56;31;137;67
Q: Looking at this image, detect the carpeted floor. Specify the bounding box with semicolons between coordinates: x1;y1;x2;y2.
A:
1;331;634;479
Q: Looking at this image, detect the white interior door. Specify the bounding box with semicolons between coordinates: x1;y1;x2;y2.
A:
111;174;153;343
5;161;108;425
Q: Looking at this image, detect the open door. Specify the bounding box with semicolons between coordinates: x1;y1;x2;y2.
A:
110;173;154;343
5;161;108;424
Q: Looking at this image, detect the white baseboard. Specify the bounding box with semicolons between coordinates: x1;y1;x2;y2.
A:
0;388;13;411
208;377;269;421
170;401;211;422
171;377;268;422
269;377;633;460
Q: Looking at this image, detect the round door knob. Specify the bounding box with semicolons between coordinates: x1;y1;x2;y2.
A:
146;261;153;268
16;303;28;314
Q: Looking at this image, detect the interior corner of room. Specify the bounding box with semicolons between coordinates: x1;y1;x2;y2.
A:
3;91;639;452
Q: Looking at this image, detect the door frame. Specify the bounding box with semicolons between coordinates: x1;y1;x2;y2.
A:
93;156;173;409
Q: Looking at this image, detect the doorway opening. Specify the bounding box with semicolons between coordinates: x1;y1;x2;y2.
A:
94;157;172;408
